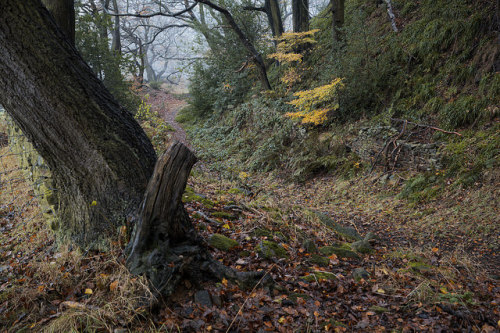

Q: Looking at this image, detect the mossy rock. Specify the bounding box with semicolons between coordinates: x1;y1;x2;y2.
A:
208;234;239;251
253;228;273;238
309;254;330;267
302;239;318;253
228;188;245;195
350;240;373;254
182;187;215;209
369;305;389;314
309;211;362;241
239;250;251;257
319;246;360;260
364;232;380;242
352;267;370;281
408;262;433;274
301;271;337;282
288;292;310;302
255;240;288;259
211;211;237;220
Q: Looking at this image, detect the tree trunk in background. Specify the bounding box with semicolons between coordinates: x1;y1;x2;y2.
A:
331;0;345;42
41;0;75;44
292;0;309;33
0;0;157;249
197;0;272;90
265;0;284;39
111;0;121;54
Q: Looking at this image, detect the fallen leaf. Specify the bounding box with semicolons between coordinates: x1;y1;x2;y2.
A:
109;280;119;291
84;288;93;295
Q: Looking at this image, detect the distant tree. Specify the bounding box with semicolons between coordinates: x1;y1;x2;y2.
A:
330;0;344;42
292;0;309;33
245;0;284;41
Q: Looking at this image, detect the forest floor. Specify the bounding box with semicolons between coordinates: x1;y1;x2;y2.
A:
0;90;499;332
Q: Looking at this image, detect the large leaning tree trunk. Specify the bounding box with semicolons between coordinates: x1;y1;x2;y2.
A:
0;0;269;296
41;0;75;44
0;0;157;249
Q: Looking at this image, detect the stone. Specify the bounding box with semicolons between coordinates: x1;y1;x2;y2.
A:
255;240;288;259
194;290;212;308
319;246;360;260
309;254;330;267
352;267;370;281
350;240;373;254
302;239;318;253
208;234;239;251
369;305;389;313
364;231;380;242
408;262;432;273
301;271;337;282
211;294;223;307
310;211;362;241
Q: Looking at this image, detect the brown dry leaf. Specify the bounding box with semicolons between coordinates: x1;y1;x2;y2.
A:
61;301;87;310
109;280;119;292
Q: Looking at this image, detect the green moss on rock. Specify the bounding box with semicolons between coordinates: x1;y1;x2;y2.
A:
319;246;360;260
309;211;362;241
255;240;288;259
301;271;337;282
208;234;239;251
309;254;330;267
350;240;374;254
182;186;215;208
211;211;236;220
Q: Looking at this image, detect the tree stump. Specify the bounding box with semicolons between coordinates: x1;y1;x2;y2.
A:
127;141;270;296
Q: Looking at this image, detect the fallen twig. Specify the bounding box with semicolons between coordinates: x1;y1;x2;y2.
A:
391;118;462;136
226;264;275;333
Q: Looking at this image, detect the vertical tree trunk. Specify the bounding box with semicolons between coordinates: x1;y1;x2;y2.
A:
265;0;284;39
41;0;75;44
0;0;157;249
111;0;121;54
331;0;345;42
292;0;309;33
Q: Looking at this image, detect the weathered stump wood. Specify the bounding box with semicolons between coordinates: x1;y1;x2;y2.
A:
127;141;269;296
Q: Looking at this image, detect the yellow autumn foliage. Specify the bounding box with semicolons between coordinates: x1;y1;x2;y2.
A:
286;78;344;125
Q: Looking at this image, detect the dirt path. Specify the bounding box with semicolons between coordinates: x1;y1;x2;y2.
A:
145;89;190;147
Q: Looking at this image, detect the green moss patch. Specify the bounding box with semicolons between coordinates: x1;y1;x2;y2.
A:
309;254;330;267
319;246;360;260
301;271;337;282
255;240;288;259
208;234;239;251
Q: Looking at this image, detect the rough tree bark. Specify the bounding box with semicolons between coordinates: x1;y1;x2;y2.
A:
41;0;75;44
292;0;309;33
0;0;157;248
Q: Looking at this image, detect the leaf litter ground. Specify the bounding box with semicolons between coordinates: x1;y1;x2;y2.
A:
0;91;498;332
